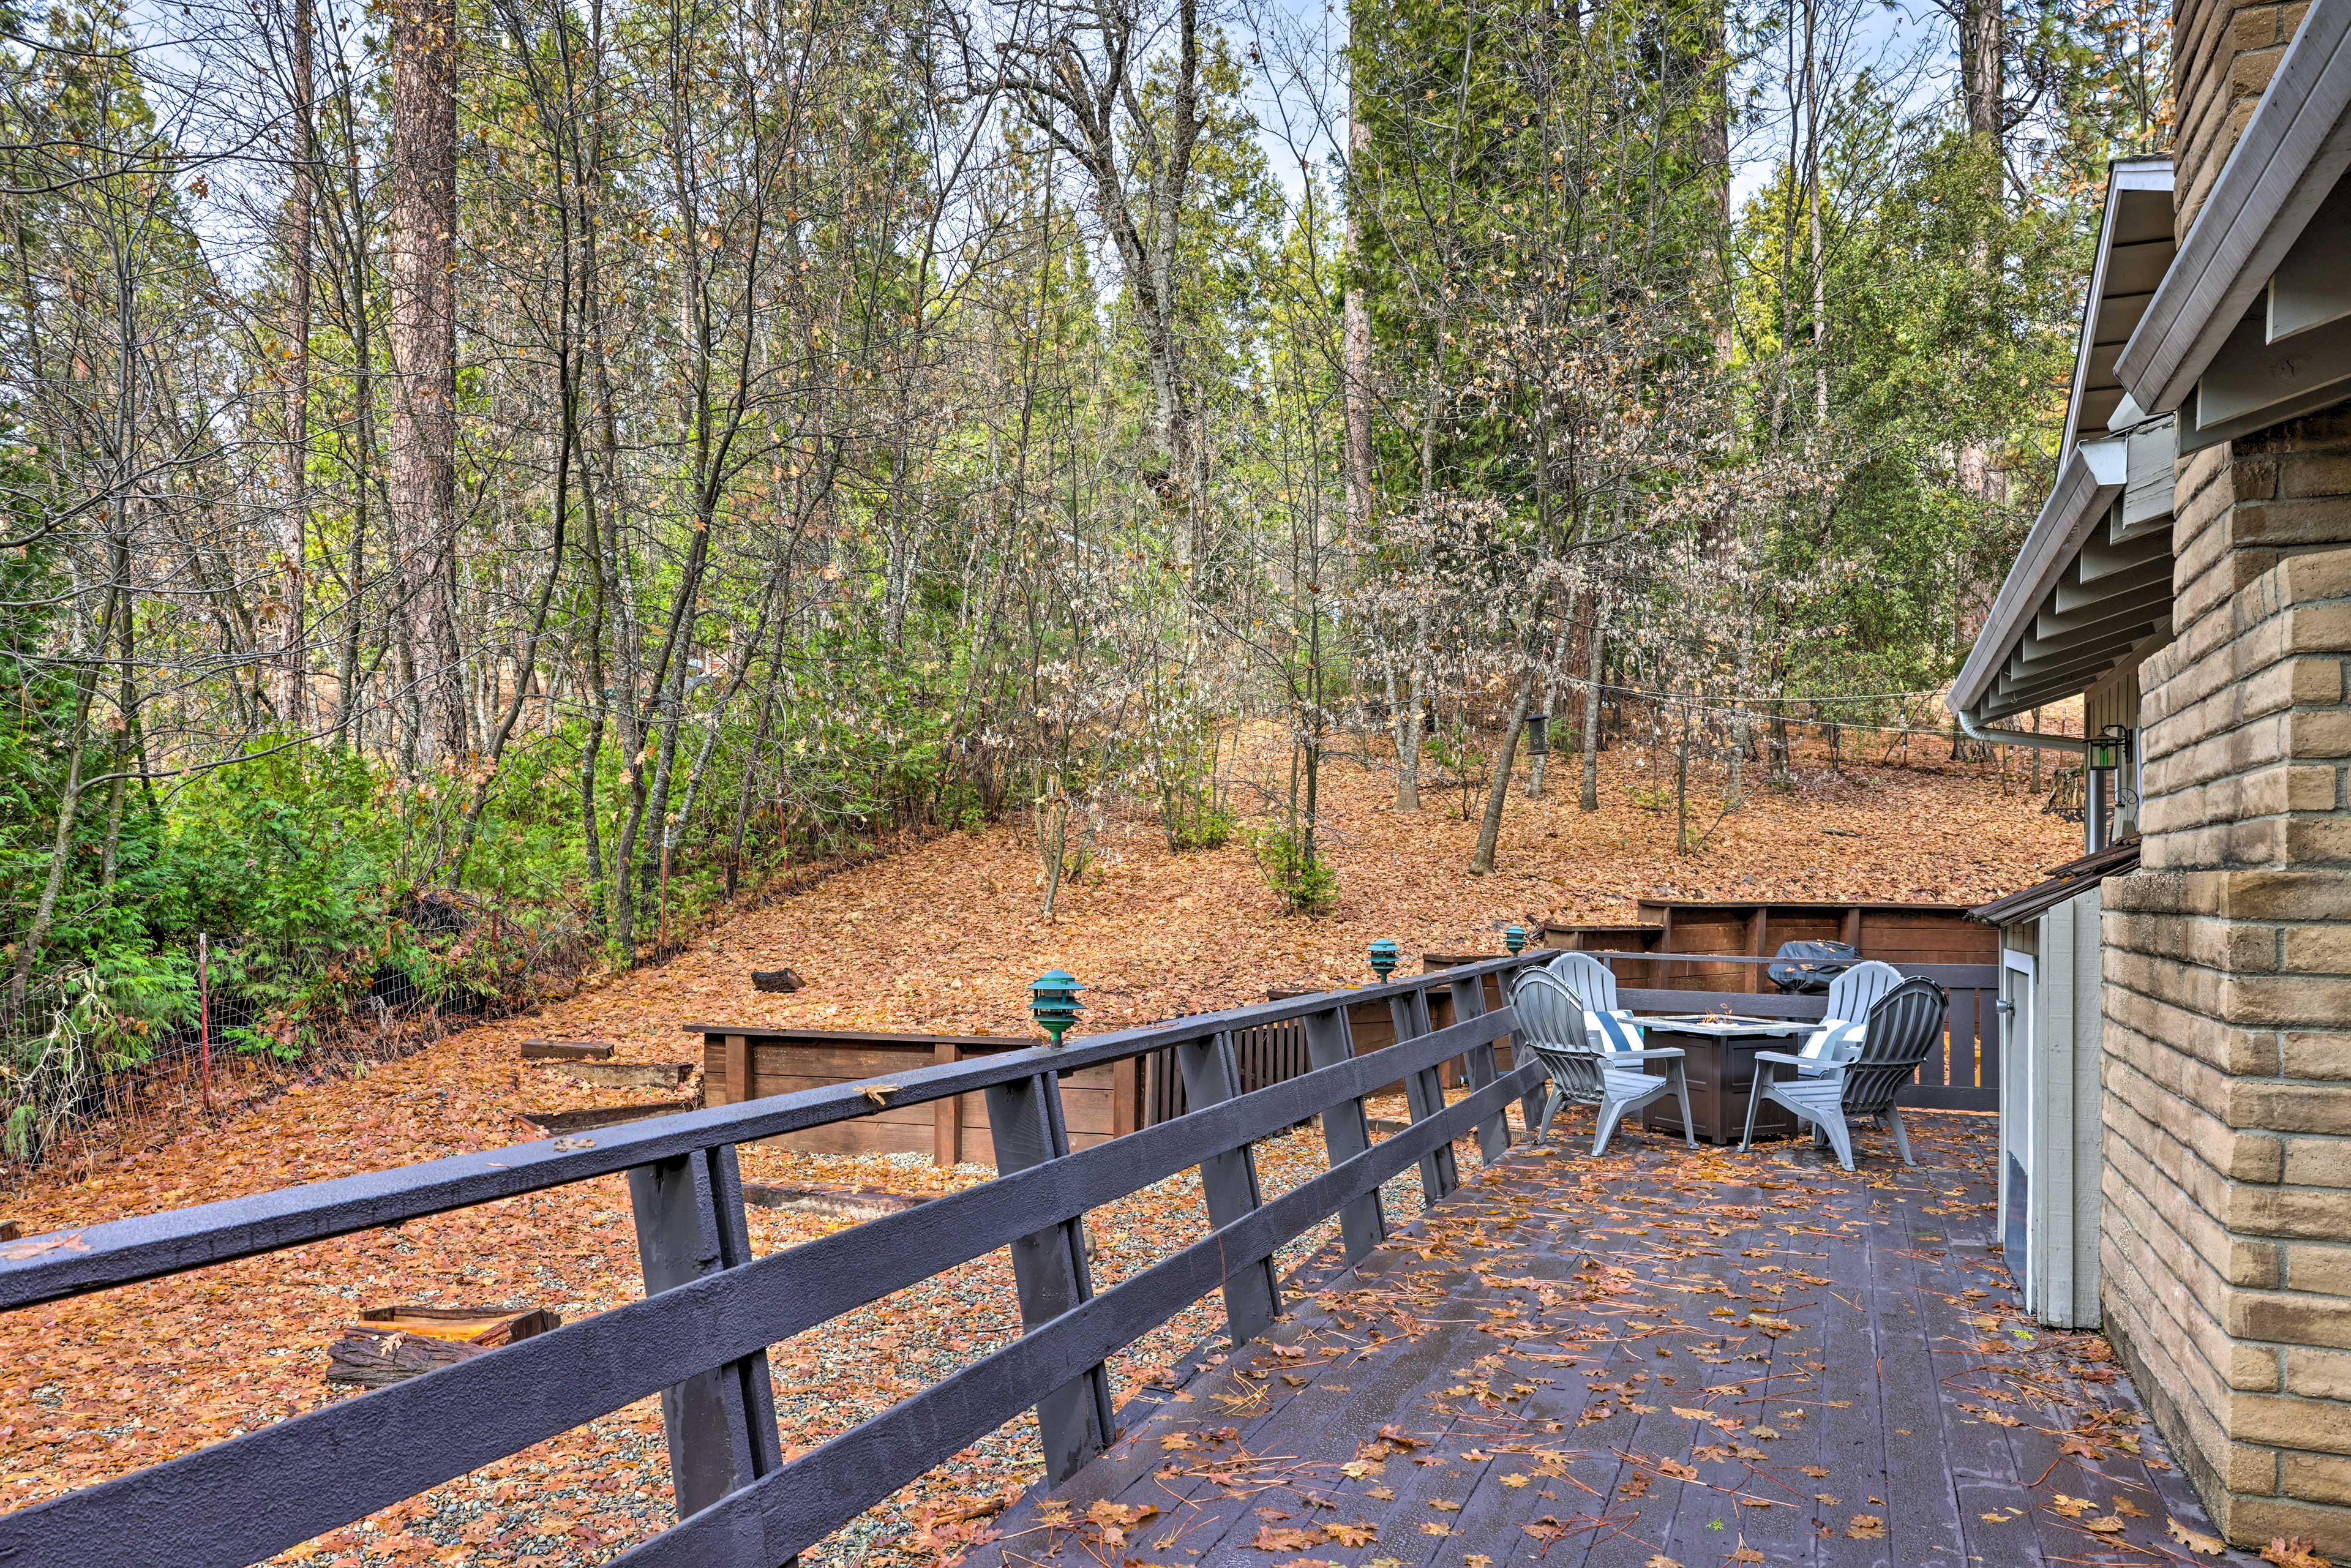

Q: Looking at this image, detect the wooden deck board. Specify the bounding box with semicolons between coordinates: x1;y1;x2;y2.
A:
952;1112;2254;1568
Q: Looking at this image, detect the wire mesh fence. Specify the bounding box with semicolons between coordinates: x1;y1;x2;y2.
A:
0;899;594;1195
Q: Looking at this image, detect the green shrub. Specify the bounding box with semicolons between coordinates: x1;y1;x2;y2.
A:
1160;787;1233;851
1254;827;1337;915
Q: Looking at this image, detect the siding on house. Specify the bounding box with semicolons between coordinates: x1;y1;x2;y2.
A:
2031;888;2107;1330
2087;655;2151;836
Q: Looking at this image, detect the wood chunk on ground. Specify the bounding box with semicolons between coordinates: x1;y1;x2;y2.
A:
536;1060;692;1089
519;1040;617;1061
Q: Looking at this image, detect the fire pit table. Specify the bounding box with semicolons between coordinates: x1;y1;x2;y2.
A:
1632;1015;1818;1144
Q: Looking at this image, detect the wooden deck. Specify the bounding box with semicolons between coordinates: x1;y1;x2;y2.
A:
962;1112;2255;1567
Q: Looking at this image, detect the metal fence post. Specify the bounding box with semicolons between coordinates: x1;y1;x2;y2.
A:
983;1069;1114;1482
1389;986;1457;1202
627;1144;782;1518
1448;975;1510;1163
1303;1005;1384;1260
1176;1030;1281;1346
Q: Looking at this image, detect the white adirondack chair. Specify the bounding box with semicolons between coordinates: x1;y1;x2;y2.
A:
1741;978;1946;1169
1791;960;1906;1075
1513;969;1695;1157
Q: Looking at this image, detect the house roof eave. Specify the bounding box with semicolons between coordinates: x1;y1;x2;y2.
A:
2113;2;2351;416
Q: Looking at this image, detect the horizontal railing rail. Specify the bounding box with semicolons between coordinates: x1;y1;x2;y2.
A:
0;951;1551;1568
0;956;1543;1310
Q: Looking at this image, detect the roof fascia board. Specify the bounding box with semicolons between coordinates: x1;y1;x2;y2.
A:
1951;439;2127;716
2113;1;2351;413
2062;157;2177;457
2178;307;2351;451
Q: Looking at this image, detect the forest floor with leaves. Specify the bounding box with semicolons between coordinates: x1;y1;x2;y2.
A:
0;742;2105;1566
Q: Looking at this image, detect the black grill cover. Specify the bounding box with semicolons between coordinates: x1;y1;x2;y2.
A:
1768;940;1861;994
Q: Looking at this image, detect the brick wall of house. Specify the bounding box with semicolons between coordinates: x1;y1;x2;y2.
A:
2097;6;2351;1545
2169;0;2306;234
2104;399;2351;1553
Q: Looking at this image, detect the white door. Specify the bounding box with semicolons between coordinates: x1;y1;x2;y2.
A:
1999;951;2037;1300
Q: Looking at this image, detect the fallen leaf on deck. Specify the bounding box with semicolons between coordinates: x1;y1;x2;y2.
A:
1251;1526;1322;1551
2166;1519;2225;1555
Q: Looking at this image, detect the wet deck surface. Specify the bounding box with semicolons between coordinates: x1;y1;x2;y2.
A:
962;1112;2252;1567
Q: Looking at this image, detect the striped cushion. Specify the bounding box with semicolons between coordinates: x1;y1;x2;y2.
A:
1592;1009;1645;1054
1801;1019;1865;1061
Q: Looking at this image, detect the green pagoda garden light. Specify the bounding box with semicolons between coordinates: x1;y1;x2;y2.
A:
1504;925;1527;956
1367;939;1399;983
1028;970;1085;1046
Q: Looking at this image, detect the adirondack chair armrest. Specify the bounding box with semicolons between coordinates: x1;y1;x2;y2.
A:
1751;1050;1818;1068
1606;1047;1685;1062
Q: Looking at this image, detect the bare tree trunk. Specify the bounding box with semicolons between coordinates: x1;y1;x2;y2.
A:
1342;103;1373;534
1526;596;1573;800
1697;0;1733;364
1578;599;1604;812
1955;0;2002;499
1802;0;1826;425
1959;0;2002;148
279;0;315;729
1470;667;1536;874
1397;612;1426;810
388;0;466;766
1004;0;1202;503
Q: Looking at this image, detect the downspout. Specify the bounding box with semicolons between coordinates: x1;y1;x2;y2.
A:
1958;704;2102;853
1957;707;2088;756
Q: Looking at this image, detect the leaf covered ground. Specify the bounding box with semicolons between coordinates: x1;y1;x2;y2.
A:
0;748;2096;1565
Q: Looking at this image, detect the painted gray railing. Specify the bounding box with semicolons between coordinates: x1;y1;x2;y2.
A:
0;952;1551;1568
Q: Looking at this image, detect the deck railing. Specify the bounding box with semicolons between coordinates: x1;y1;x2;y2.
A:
0;953;1552;1568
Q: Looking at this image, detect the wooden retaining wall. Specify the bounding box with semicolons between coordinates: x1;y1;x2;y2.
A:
689;970;1526;1166
1540;899;1996;994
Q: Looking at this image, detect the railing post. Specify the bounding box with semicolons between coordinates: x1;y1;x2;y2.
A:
1389;985;1458;1202
626;1144;782;1519
1303;1005;1384;1260
1176;1030;1281;1346
1448;973;1511;1164
983;1069;1114;1482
